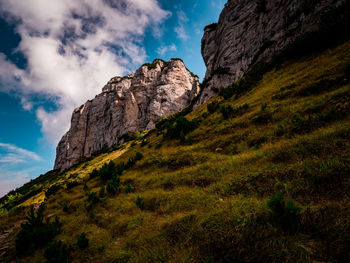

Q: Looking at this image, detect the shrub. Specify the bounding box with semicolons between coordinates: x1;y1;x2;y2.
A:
155;143;162;149
99;161;117;180
164;116;198;140
219;105;234;119
289;113;309;134
86;192;99;206
77;232;89;250
89;169;99;179
141;139;149;147
220;103;249;120
106;175;121;195
99;186;105;198
274;124;286;137
16;205;61;255
66;181;80;190
345;63;350;79
207;100;220;114
130;141;137;147
44;240;70;263
219;85;236;100
83;181;88;191
267;192;301;234
125;184;135;193
135;196;145;210
46;184;61;197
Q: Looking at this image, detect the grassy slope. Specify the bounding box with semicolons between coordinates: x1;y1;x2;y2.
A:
1;41;350;262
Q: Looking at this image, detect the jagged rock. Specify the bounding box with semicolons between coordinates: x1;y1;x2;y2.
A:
198;0;345;104
55;59;199;171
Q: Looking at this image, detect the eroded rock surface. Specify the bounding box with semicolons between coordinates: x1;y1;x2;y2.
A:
198;0;345;104
55;59;199;171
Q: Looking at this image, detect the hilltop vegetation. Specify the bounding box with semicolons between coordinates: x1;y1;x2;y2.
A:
0;38;349;262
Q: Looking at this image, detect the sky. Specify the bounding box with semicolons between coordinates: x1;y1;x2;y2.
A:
0;0;226;196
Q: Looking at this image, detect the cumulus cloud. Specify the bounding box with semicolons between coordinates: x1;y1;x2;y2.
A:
0;0;171;144
156;43;177;56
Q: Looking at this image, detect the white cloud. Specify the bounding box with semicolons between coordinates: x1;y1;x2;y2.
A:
0;142;41;163
174;9;189;40
156;43;177;56
0;0;171;145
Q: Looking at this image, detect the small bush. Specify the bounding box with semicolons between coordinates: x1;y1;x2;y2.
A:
155;143;162;149
164;116;198;140
219;105;234;119
267;192;301;234
106;175;121;195
87;192;99;206
77;232;89;250
289;113;309;134
141;139;149;147
99;186;105;198
44;240;70;263
219;85;236;100
16;205;61;255
274;124;286;137
345;63;350;79
135;196;145;210
89;169;99;179
99;161;117;180
125;184;135;193
66;181;80;190
83;181;88;191
46;184;61;197
220;103;249;119
207;100;220;114
130;141;137;147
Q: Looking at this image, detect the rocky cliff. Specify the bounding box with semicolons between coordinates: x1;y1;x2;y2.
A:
198;0;345;104
55;59;199;171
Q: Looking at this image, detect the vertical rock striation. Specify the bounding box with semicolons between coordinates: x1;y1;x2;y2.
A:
198;0;345;104
54;59;199;171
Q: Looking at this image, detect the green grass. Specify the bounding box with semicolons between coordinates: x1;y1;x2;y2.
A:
1;41;350;262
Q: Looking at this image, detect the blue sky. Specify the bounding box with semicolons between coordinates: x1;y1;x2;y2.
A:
0;0;225;196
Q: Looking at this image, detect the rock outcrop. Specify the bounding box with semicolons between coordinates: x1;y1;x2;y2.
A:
198;0;345;104
55;59;199;171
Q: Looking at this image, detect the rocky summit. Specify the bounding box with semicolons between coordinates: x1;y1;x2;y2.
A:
198;0;345;104
54;59;199;171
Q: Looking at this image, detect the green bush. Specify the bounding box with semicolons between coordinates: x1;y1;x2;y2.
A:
106;175;121;195
16;205;61;255
220;103;249;120
99;186;105;198
125;184;135;193
89;169;99;179
44;240;70;263
207;100;220;114
345;63;350;79
219;105;234;119
164;116;199;140
219;85;236;100
135;196;145;210
45;184;61;197
77;232;89;250
87;192;99;206
66;181;80;190
267;192;301;234
99;161;117;180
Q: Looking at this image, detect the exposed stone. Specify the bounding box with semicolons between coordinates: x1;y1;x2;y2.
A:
198;0;345;104
54;59;199;171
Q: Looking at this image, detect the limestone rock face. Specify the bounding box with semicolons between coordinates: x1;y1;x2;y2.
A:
55;59;199;171
198;0;345;104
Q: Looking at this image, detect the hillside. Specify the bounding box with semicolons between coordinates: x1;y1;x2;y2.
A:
1;38;350;262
